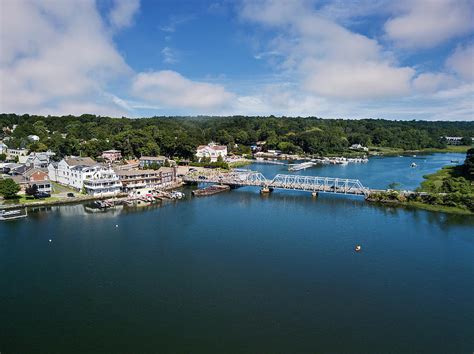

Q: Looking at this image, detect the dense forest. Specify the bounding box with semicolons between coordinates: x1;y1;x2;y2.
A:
1;114;473;159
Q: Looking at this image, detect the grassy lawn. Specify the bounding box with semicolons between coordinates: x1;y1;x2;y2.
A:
51;181;76;194
418;165;473;193
17;195;62;204
417;145;471;153
369;145;471;155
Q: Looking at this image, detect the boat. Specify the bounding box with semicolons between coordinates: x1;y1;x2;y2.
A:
170;191;185;199
451;159;460;163
411;162;417;168
355;245;361;252
288;161;314;171
0;208;27;221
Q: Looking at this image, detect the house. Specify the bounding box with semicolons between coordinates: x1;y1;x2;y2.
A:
48;156;96;187
27;135;40;142
0;142;7;154
24;168;51;193
48;157;121;195
349;144;369;151
25;151;56;168
7;148;28;163
9;168;51;194
196;143;227;162
101;149;122;162
139;156;167;168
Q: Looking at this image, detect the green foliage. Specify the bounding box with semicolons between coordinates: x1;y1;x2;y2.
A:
0;153;6;161
25;184;38;197
147;162;160;170
1;114;473;160
464;148;474;180
0;178;21;199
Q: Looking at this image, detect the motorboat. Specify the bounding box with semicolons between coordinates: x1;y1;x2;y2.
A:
0;208;27;220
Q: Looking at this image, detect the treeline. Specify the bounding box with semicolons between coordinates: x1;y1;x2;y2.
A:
1;113;473;159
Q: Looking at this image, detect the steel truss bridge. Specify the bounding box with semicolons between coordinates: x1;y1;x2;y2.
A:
184;171;370;197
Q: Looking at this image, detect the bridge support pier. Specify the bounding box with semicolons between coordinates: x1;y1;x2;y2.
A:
311;191;319;198
260;187;272;194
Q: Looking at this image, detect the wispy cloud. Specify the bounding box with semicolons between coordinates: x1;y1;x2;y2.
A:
161;47;178;64
159;14;195;33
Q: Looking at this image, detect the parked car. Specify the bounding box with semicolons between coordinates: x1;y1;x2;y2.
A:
34;192;51;199
67;192;75;197
189;168;197;172
198;175;206;180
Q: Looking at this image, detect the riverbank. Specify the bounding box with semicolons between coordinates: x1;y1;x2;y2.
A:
367;192;473;215
0;181;185;211
0;193;129;210
366;161;474;215
369;145;471;156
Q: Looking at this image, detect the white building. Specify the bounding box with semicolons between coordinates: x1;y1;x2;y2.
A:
443;136;474;145
25;151;56;168
27;135;40;142
7;148;29;163
0;142;7;154
48;156;121;195
196;143;227;162
349;144;369;151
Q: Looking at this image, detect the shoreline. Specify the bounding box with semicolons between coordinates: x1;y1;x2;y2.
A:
0;181;185;211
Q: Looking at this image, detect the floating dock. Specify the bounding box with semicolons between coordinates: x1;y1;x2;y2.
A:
192;185;231;197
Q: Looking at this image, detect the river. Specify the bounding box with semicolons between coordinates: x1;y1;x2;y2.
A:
1;153;473;353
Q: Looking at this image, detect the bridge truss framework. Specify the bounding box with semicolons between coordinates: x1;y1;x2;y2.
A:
184;171;370;197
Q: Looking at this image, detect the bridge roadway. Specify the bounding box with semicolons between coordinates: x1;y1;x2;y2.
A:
184;171;371;197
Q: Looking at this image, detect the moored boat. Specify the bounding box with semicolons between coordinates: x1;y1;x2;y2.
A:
0;208;27;221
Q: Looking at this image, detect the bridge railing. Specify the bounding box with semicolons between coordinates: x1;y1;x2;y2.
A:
183;171;370;196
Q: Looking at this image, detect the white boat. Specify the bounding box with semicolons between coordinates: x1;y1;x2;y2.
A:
288;161;314;171
411;162;417;168
0;208;27;220
170;191;185;199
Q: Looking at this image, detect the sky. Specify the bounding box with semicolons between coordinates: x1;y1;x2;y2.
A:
0;0;473;121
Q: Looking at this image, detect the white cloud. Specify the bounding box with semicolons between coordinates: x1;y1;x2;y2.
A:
0;0;132;116
384;0;474;48
240;0;415;99
446;43;474;82
412;73;458;93
131;71;235;111
161;47;178;64
109;0;140;29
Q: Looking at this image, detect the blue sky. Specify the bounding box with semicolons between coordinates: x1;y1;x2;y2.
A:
1;0;473;120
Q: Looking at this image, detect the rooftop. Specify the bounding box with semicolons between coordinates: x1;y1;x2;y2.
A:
139;156;167;161
64;156;96;166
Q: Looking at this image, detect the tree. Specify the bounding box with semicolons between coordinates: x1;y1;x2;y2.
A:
0;178;21;199
0;153;6;161
461;136;473;146
463;148;474;180
25;184;38;197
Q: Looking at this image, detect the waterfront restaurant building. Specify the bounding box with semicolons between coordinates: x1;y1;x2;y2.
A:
116;167;177;192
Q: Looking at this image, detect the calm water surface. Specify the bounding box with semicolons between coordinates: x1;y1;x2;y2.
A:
1;153;473;353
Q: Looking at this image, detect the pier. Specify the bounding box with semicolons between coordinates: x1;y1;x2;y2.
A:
184;171;371;197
